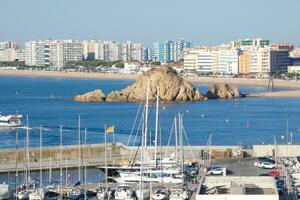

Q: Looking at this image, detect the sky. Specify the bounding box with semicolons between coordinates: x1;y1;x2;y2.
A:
1;0;300;47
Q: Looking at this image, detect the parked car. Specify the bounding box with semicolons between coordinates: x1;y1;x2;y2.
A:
268;171;281;177
254;157;276;166
207;167;224;175
260;162;277;169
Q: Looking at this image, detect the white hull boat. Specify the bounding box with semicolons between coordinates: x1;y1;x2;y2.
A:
114;185;136;200
135;187;150;200
0;114;22;127
0;184;11;200
151;187;169;200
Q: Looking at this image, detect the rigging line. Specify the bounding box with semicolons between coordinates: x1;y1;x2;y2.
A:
128;109;145;163
121;100;143;163
131;101;155;165
165;117;175;156
182;123;195;161
126;100;143;147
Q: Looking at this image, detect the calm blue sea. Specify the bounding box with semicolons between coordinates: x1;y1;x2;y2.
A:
0;76;300;149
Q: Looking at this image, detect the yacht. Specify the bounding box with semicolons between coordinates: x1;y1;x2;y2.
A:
114;171;183;184
114;185;136;200
0;114;22;127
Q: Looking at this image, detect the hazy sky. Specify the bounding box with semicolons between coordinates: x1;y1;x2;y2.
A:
1;0;300;46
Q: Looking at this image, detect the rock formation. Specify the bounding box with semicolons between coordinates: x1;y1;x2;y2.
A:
73;89;106;102
106;67;205;102
206;84;242;99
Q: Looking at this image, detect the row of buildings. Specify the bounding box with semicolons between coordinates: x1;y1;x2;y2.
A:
183;39;296;76
0;39;192;68
1;39;300;75
145;39;193;63
0;40;144;68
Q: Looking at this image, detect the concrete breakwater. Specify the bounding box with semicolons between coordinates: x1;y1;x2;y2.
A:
0;143;299;173
0;143;241;173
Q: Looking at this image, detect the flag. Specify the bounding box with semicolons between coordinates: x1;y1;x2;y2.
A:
105;125;114;134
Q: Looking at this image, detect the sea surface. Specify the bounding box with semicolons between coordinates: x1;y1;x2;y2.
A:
1;76;300;149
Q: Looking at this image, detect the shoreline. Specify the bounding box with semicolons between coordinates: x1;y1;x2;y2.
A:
1;69;300;89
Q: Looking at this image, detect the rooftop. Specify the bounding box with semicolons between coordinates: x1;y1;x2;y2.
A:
199;176;278;196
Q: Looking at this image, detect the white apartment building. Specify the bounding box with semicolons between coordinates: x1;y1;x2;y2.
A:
25;40;82;67
249;46;271;75
95;41;122;61
82;40;98;60
0;49;17;62
0;41;17;50
183;48;215;74
95;41;143;62
121;42;143;62
183;48;198;72
196;49;214;74
217;49;239;75
25;40;51;66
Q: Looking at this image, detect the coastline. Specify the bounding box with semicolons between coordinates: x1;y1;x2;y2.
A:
1;69;300;90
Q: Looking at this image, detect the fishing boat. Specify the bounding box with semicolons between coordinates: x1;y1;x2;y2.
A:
114;185;136;200
151;187;169;200
0;114;22;127
0;184;11;200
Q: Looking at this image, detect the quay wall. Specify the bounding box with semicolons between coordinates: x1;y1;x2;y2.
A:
253;145;300;157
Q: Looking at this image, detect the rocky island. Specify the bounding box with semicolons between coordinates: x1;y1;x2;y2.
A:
73;67;243;103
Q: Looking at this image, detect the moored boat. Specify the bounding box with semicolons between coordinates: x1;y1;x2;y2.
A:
0;114;22;127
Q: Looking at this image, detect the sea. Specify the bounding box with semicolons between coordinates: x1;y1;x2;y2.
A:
1;75;300;149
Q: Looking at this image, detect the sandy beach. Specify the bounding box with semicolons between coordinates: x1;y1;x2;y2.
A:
1;70;300;95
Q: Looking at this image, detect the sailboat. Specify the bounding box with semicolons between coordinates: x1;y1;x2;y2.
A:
28;126;44;200
112;84;183;184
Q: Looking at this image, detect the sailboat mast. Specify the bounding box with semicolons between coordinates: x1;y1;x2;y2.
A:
104;125;108;192
60;125;63;200
25;114;30;189
39;126;43;187
65;156;68;186
179;114;184;179
49;154;52;183
154;86;159;168
78;115;81;182
174;116;178;162
15;128;18;200
139;120;145;200
144;79;150;148
84;128;87;200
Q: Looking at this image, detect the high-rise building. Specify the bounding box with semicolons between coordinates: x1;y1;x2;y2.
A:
196;49;215;74
0;49;16;62
183;48;198;73
82;40;98;60
217;48;240;75
153;39;192;63
0;41;17;50
232;38;270;49
25;40;82;67
249;46;271;75
239;50;250;75
95;40;142;62
270;44;294;74
143;47;152;62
